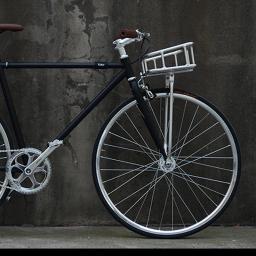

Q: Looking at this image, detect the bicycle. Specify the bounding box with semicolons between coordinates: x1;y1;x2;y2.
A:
0;24;241;238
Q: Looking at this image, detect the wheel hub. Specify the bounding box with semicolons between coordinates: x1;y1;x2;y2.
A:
158;156;176;173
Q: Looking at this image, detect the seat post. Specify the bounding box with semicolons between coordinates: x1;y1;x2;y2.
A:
0;66;26;148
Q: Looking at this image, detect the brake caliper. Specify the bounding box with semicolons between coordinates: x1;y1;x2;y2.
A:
138;77;155;100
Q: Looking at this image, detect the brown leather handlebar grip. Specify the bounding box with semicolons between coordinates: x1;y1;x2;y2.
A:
115;29;138;40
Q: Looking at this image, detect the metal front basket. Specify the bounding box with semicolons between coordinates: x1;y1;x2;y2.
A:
141;42;196;76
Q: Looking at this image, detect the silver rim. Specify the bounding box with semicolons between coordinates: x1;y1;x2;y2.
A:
96;93;239;237
0;123;11;199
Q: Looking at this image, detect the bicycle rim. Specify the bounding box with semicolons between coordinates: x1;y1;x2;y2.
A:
0;121;11;200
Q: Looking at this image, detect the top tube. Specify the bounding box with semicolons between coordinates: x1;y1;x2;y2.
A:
0;61;124;69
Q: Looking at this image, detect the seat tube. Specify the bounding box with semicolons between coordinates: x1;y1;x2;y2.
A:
121;56;167;160
0;67;26;148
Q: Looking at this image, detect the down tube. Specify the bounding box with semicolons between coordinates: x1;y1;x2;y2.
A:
55;70;126;141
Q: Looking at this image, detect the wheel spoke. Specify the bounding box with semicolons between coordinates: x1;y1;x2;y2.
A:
172;169;230;185
116;120;156;162
178;144;231;169
174;105;199;159
161;177;186;229
176;132;226;165
176;158;233;173
134;170;159;222
165;174;198;223
159;185;170;229
175;166;225;199
172;121;220;156
103;143;160;157
175;156;233;159
148;101;165;139
177;170;209;216
102;161;157;184
109;132;160;155
100;155;150;168
101;168;156;172
172;112;210;151
124;172;168;215
125;113;158;161
172;100;187;152
108;161;158;196
146;167;159;227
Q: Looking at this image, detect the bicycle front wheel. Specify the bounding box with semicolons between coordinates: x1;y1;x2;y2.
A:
92;89;240;238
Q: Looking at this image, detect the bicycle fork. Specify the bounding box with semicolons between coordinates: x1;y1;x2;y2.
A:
122;58;175;161
129;77;168;160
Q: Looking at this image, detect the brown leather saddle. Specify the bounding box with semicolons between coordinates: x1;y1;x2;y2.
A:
0;24;24;33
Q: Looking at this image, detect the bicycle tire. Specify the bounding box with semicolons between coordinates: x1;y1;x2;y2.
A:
92;88;241;238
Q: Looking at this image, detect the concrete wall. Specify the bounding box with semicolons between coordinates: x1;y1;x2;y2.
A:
0;0;255;226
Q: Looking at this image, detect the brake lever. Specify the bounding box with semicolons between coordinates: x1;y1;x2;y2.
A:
136;30;151;40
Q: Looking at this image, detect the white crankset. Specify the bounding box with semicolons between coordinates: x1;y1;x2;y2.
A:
6;148;52;195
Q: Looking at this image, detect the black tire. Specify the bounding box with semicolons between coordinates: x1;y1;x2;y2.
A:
92;88;241;238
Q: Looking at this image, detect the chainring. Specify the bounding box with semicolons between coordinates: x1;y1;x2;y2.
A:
6;148;52;195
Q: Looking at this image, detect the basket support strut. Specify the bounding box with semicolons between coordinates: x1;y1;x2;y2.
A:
164;73;175;158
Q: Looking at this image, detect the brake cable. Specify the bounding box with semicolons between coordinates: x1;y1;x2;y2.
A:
130;37;151;65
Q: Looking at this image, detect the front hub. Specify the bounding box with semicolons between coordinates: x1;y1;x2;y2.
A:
158;156;176;173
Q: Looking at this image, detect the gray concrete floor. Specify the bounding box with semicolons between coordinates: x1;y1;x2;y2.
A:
0;226;255;248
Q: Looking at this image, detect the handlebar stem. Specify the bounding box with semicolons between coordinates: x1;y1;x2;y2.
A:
113;38;136;59
113;29;150;59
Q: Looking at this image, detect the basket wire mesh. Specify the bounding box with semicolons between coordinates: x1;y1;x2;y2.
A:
141;42;196;77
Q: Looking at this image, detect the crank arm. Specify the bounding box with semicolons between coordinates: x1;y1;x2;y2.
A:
24;139;63;173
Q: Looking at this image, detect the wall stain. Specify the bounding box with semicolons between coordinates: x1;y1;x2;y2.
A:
46;18;53;30
44;0;53;15
65;74;89;109
63;137;79;168
64;0;96;36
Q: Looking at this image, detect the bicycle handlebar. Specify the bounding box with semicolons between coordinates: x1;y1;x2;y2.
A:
113;29;150;59
116;29;138;39
115;29;150;41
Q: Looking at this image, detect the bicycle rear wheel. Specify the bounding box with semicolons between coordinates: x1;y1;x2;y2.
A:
92;88;241;238
0;121;12;203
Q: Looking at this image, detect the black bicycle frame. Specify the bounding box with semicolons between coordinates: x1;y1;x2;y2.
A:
55;70;126;141
0;59;167;159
